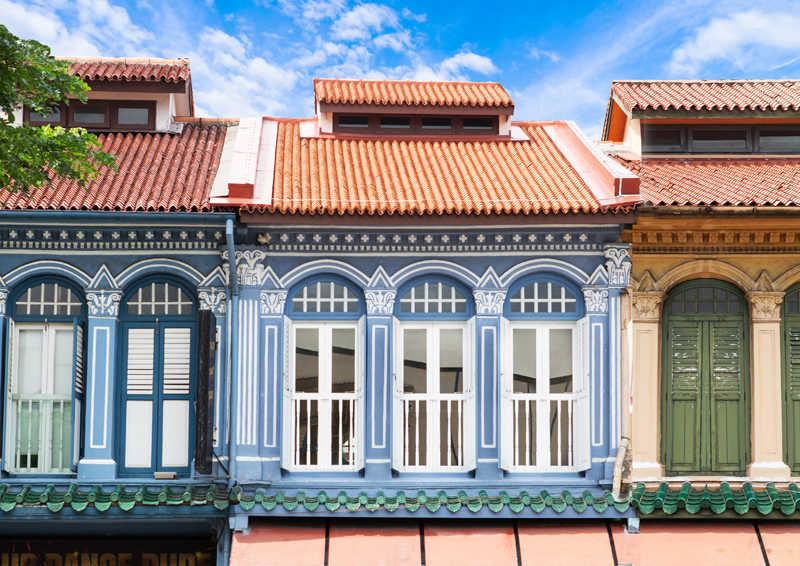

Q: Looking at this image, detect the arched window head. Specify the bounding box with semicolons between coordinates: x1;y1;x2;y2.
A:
292;281;359;314
126;281;193;316
15;282;82;316
668;285;743;315
509;282;577;314
400;282;467;314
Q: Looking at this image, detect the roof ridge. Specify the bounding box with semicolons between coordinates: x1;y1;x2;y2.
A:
313;77;504;87
612;79;800;84
55;56;189;65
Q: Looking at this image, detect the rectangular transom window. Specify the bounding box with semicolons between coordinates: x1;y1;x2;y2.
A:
421;117;453;130
462;117;494;131
338;115;370;128
380;116;411;129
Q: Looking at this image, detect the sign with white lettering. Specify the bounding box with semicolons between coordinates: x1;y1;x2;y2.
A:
0;539;215;566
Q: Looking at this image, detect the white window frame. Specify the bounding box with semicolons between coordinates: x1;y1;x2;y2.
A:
286;320;363;471
394;321;474;473
501;319;589;473
5;322;77;474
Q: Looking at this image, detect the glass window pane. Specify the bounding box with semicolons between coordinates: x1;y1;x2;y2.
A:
331;328;356;393
439;329;463;394
17;328;44;395
462;117;493;130
16;400;41;470
514;398;536;466
53;328;74;395
338;115;369;128
691;128;748;152
549;329;572;393
403;329;427;394
74;105;107;124
30;109;61;122
380;116;411;129
117;107;149;125
296;399;318;466
758;129;800;153
439;398;463;466
50;399;72;470
295;328;319;393
421;117;452;129
550;399;570;467
404;399;427;467
512;329;536;393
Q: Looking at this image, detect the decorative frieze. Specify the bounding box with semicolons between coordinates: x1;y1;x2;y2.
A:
0;227;221;251
473;290;506;315
86;290;122;317
632;292;666;322
583;289;609;314
631;230;800;253
261;290;288;315
199;288;227;315
746;291;784;322
365;290;397;315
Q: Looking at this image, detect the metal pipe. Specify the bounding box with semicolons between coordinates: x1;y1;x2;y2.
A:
226;219;240;490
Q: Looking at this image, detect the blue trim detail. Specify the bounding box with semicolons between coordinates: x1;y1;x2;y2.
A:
503;272;585;320
286;274;365;320
8;275;87;320
394;276;474;320
4;261;92;287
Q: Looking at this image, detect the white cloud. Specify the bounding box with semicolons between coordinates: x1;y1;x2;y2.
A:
669;10;800;75
439;52;498;77
331;3;399;41
374;31;412;52
529;47;561;63
301;0;346;22
401;7;426;23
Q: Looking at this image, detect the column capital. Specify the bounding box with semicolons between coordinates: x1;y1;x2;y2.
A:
365;289;396;315
632;291;666;322
260;289;288;315
583;287;609;314
473;289;506;315
604;244;632;287
222;247;271;287
86;289;123;318
0;287;9;316
198;287;227;316
746;291;784;322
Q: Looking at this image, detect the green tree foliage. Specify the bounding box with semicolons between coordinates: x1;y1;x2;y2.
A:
0;25;116;195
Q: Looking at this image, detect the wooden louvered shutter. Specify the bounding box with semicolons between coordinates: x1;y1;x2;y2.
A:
125;327;155;469
664;320;702;473
161;326;192;468
709;320;747;473
786;325;800;471
70;321;85;470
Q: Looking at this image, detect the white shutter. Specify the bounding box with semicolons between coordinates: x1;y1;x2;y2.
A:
391;317;402;470
126;328;155;394
464;317;476;470
356;317;365;470
281;317;293;469
3;319;14;472
162;327;191;395
71;322;85;469
574;316;591;471
499;317;511;471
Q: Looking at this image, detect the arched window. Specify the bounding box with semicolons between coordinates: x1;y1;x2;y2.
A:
394;279;473;472
502;277;589;473
662;279;748;475
285;279;363;471
5;279;85;474
118;278;197;476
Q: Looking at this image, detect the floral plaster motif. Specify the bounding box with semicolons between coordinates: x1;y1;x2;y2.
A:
261;290;288;315
365;290;396;315
86;290;122;317
199;288;227;315
746;292;784;321
473;290;506;315
632;292;665;321
583;289;609;313
604;245;631;287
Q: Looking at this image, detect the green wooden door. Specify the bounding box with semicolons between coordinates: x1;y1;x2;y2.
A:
782;288;800;473
662;282;749;475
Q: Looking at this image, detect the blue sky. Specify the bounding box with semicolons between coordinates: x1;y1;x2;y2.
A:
5;0;800;138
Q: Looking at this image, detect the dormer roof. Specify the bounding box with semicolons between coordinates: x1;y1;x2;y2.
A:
56;57;191;84
313;79;513;111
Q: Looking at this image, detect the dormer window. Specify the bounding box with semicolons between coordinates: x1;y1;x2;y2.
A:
642;124;800;155
462;117;495;131
25;100;156;131
331;114;499;136
380;116;411;130
337;115;370;129
420;117;452;131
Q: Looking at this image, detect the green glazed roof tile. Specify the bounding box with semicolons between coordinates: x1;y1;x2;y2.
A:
631;482;800;516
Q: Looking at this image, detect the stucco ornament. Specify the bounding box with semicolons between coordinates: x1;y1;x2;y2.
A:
261;290;288;315
199;288;227;315
604;245;632;287
583;289;609;313
365;290;396;315
222;248;269;287
746;291;784;321
86;290;122;317
473;290;507;315
632;292;665;321
0;289;8;316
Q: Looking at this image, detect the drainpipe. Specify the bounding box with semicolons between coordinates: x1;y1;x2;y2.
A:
226;218;240;490
612;288;632;502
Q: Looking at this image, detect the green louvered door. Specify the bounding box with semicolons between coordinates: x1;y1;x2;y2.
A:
663;281;748;475
783;289;800;472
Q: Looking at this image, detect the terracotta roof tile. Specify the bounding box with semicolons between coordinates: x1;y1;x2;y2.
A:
313;79;513;108
261;119;617;216
1;124;226;212
611;155;800;206
56;57;190;83
612;80;800;112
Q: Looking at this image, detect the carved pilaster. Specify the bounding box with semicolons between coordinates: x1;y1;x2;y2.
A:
86;289;122;318
473;290;506;315
199;287;227;315
261;290;288;315
604;244;632;287
632;291;666;322
746;291;784;322
0;288;8;316
365;289;396;315
583;288;609;314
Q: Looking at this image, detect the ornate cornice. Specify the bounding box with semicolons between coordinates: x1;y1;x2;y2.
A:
199;288;227;316
746;291;784;322
583;289;609;314
261;290;288;315
473;290;506;315
632;291;666;322
630;229;800;254
86;289;122;318
365;289;396;315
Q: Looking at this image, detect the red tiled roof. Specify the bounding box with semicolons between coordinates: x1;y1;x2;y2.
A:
56;57;190;83
611;80;800;112
313;79;513;108
2;124;226;212
260;119;626;216
611;155;800;206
